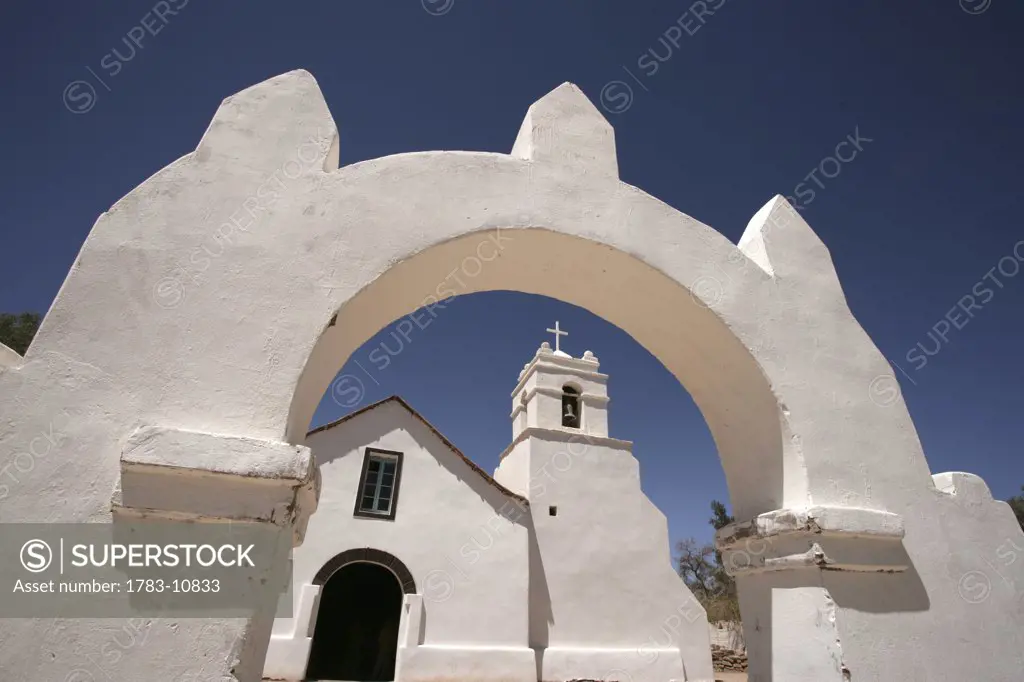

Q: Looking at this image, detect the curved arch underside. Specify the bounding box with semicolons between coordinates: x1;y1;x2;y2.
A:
294;228;788;520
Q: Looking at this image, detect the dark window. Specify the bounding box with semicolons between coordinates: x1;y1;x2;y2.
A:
354;448;404;520
549;506;558;516
561;385;581;428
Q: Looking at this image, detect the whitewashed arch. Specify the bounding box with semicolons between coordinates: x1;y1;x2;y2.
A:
0;71;1020;681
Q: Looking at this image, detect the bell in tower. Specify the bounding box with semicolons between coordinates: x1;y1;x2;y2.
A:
561;385;581;428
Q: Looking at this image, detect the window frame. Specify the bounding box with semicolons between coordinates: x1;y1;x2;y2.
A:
353;447;404;521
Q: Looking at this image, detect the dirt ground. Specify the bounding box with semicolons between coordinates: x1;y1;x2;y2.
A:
714;673;747;682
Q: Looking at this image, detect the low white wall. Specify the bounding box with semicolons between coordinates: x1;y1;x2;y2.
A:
708;622;744;651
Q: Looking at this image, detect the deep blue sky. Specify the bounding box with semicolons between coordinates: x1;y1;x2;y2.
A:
2;1;1022;545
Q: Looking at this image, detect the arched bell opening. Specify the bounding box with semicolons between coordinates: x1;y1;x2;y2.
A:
560;384;581;429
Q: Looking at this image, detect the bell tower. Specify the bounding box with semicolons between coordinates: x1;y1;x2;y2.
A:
509;322;609;440
495;321;620;503
495;325;703;679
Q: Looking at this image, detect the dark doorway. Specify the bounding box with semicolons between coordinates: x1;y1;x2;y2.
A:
305;562;403;681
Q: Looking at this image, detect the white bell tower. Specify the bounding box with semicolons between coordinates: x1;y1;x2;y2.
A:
509;322;609;440
494;326;707;680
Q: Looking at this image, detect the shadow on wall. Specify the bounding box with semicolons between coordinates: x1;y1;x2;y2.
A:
529;514;553;678
736;558;929;681
826;563;930;614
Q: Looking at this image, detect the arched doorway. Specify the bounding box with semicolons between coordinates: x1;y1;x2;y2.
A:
305;549;417;681
306;562;402;681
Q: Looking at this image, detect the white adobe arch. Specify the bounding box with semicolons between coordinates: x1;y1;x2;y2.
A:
0;71;1020;681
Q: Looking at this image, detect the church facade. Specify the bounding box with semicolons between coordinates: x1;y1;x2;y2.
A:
263;335;713;682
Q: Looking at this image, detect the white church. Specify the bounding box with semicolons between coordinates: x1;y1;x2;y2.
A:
263;325;713;682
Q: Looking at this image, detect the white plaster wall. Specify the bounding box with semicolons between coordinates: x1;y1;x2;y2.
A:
528;364;606;398
265;400;533;680
0;342;21;369
494;441;531;499
0;70;1020;681
501;433;714;681
820;473;1024;681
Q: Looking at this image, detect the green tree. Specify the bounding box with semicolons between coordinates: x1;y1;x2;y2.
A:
0;312;41;355
709;500;736;596
1008;486;1024;532
707;500;740;621
710;499;734;529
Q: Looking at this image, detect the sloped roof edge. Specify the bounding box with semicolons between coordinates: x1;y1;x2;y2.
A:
307;395;529;506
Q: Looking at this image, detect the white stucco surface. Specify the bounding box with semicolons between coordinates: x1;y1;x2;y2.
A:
0;71;1020;681
0;342;21;369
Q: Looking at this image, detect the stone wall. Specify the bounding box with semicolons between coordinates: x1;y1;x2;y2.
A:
711;644;748;674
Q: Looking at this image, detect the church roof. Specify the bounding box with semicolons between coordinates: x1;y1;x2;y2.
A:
307;395;529;506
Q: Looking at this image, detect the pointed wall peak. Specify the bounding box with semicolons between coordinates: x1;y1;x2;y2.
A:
511;82;618;178
738;195;844;295
196;69;339;172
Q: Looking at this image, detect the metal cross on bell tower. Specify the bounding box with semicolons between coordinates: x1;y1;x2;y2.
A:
546;321;568;354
